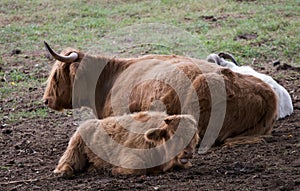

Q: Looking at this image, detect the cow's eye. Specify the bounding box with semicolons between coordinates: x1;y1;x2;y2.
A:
53;72;59;83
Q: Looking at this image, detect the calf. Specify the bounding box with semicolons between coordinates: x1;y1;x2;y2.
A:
54;111;199;177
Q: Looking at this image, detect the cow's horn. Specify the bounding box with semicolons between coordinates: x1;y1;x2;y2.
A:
218;52;240;66
44;41;78;63
207;53;222;65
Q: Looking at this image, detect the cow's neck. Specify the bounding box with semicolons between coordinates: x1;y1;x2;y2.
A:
75;55;134;118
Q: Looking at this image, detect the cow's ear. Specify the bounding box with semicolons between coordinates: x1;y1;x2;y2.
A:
69;62;79;76
145;128;168;143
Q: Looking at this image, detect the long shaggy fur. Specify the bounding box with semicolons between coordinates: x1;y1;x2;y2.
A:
207;53;293;119
54;111;199;177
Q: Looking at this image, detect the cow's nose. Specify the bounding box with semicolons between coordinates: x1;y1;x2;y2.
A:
44;99;49;105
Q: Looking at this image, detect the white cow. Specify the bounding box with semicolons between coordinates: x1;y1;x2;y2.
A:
207;53;293;119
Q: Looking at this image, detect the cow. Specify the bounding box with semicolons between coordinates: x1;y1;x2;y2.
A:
207;52;293;119
43;42;278;146
53;111;199;177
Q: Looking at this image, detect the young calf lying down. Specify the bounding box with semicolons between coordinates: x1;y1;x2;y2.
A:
54;111;199;177
207;53;293;119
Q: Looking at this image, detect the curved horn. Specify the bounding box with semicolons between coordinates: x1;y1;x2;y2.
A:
207;53;222;65
218;52;240;66
44;41;78;63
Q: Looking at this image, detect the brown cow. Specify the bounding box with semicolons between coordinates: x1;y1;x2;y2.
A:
43;42;278;145
54;111;199;177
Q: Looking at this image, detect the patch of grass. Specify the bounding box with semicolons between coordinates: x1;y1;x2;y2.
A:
3;108;48;123
9;69;28;82
0;166;10;171
1;0;299;63
0;82;15;96
0;68;42;100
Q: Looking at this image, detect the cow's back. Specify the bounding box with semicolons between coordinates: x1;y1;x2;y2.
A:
98;56;220;118
88;55;277;144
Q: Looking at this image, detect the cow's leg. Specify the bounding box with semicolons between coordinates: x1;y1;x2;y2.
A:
111;167;146;176
111;154;147;175
223;135;272;147
84;147;110;174
223;118;274;147
54;131;88;178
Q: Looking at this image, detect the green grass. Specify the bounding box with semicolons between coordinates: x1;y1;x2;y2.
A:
1;0;299;62
0;103;49;123
0;166;10;171
6;108;48;122
0;0;299;121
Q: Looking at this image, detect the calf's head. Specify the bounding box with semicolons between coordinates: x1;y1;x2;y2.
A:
144;115;199;170
43;42;83;111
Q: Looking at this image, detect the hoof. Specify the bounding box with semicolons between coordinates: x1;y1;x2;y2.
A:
54;164;74;178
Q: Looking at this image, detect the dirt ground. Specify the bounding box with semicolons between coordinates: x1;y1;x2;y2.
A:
0;51;299;191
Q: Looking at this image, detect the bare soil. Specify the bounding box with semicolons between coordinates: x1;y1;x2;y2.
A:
0;52;299;191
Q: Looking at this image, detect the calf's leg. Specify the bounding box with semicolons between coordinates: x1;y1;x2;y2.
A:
54;131;88;178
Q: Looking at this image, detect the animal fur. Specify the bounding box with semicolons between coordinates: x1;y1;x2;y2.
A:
54;111;199;177
207;53;293;119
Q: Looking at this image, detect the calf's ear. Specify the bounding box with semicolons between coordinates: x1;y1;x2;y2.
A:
164;118;172;125
145;128;168;143
164;116;178;125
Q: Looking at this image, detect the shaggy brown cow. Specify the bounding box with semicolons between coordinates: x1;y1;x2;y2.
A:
43;42;218;114
54;111;199;177
43;42;278;145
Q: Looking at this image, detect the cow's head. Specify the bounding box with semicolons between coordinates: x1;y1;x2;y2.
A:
207;52;240;68
144;114;199;170
43;42;84;111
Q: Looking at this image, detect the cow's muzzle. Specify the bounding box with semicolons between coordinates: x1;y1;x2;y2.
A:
44;99;49;105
